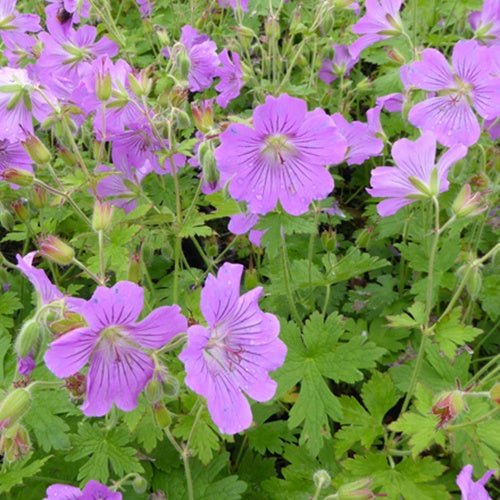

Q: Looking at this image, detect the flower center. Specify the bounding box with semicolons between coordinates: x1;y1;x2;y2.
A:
260;134;296;165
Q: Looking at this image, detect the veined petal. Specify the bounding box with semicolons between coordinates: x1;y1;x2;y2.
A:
253;94;307;135
81;340;154;416
81;281;144;330
128;304;187;349
408;96;480;147
44;327;97;378
201;263;244;328
408;48;455;90
391;132;436;180
452;40;491;86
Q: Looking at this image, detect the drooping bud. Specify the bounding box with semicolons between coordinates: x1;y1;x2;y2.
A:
0;389;31;428
11;199;29;222
153;402;171;428
313;470;331;490
431;390;465;428
337;478;375;499
191;100;214;134
92;200;114;232
15;319;40;359
22;133;51;165
0;423;32;463
39;235;75;265
1;168;34;187
451;184;487;218
132;475;148;494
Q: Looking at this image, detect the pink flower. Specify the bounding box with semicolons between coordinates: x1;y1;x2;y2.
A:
179;263;286;434
456;464;496;500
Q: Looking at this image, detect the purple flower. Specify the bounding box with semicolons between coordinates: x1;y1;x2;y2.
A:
17;353;36;376
456;464;496;500
331;113;383;165
45;480;121;500
0;68;54;140
179;263;286;434
0;1;41;46
407;40;500;147
350;0;403;58
44;281;187;416
367;132;468;216
469;0;500;46
136;0;154;17
215;49;244;108
366;92;404;139
16;252;63;306
318;44;357;84
176;25;219;92
214;94;347;216
218;0;249;12
45;0;90;37
228;213;265;247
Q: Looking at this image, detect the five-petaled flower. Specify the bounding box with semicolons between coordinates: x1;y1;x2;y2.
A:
456;464;496;500
214;93;347;216
44;281;187;416
179;263;287;434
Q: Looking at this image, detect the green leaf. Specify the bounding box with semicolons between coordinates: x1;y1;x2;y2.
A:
247;420;296;454
179;214;214;237
434;308;482;359
386;302;425;329
0;456;52;493
275;313;385;455
0;291;22;335
324;248;390;285
66;423;143;485
123;398;164;453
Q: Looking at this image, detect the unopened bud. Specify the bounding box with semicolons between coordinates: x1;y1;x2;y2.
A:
15;319;40;359
337;478;375;499
200;147;219;186
31;185;47;209
0;389;31;427
0;423;31;463
490;383;500;406
145;379;164;404
1;168;34;187
244;268;259;290
92;200;114;232
313;470;331;490
56;145;77;167
127;252;141;283
356;77;373;92
452;184;487;218
12;199;29;222
128;73;150;98
132;475;148;494
265;15;280;39
96;72;112;101
465;266;482;299
153;403;171;428
178;52;191;80
22;133;51;165
191;100;214;134
321;229;337;252
233;25;255;50
39;235;74;265
431;390;465;428
169;87;188;107
355;226;373;249
386;47;405;65
0;203;14;230
176;109;191;129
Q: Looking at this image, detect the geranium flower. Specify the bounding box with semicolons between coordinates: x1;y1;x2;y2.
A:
228;213;265;247
349;0;404;58
407;40;500;147
218;0;249;13
44;281;187;416
469;0;500;46
319;44;357;84
45;0;90;37
45;480;121;500
456;464;496;500
0;139;33;188
367;132;467;216
214;93;347;215
179;263;286;434
0;0;41;46
215;49;244;108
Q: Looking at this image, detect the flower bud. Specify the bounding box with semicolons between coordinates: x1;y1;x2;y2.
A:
452;184;487;218
465;266;482;299
0;389;31;428
22;133;51;165
127;252;141;283
178;51;191;80
233;25;255;51
1;168;34;187
490;383;500;406
200;146;219;187
191;100;214;134
431;390;465;428
56;145;78;167
15;319;40;359
11;199;29;222
0;203;14;231
169;86;188;107
356;77;373;92
132;476;148;494
337;478;375;499
265;15;280;39
39;235;75;266
145;379;164;404
128;72;151;98
386;47;406;65
244;268;259;290
92;200;114;232
163;374;180;398
176;109;191;129
30;185;47;209
153;403;171;428
96;72;112;101
321;229;337;252
355;226;373;249
0;423;31;463
313;470;331;490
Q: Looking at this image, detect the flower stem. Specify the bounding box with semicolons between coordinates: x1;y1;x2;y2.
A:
72;257;105;285
281;237;302;326
447;407;499;431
